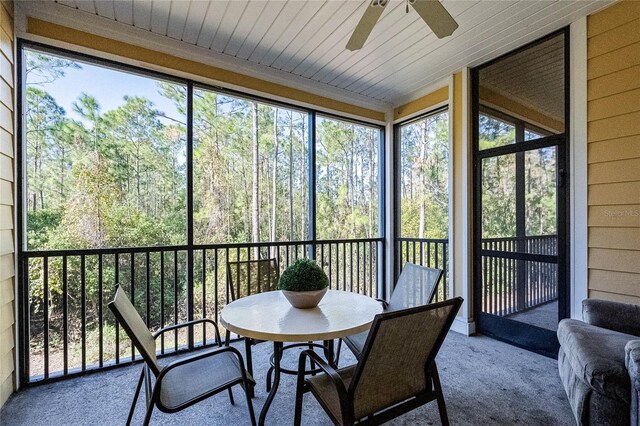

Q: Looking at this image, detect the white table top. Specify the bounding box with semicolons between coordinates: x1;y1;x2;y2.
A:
220;290;383;342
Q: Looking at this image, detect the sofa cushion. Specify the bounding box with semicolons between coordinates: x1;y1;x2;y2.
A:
558;318;634;403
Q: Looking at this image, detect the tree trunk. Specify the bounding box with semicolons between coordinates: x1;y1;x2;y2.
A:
418;120;427;239
369;134;374;238
349;127;355;235
251;103;260;257
288;112;294;241
270;109;279;257
301;118;306;239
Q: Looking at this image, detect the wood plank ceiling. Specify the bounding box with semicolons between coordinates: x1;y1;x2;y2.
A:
480;34;566;122
38;0;612;107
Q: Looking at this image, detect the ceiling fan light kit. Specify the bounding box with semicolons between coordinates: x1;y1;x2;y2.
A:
346;0;459;51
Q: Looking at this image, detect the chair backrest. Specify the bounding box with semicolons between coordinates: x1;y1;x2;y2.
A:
226;258;280;301
108;285;160;375
388;263;443;311
349;297;463;420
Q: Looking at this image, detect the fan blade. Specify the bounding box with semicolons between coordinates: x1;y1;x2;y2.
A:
410;0;458;39
346;1;386;51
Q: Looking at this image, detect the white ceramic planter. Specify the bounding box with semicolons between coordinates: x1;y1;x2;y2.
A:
282;287;328;309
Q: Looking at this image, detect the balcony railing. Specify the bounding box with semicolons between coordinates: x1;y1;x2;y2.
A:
21;238;383;383
480;235;558;317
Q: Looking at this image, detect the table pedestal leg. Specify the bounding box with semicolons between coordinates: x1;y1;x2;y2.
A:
245;337;255;398
259;341;283;426
323;339;337;368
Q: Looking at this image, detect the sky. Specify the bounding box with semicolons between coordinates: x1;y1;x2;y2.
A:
26;48;184;124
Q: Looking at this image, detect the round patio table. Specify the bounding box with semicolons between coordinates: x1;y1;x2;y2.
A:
220;289;383;426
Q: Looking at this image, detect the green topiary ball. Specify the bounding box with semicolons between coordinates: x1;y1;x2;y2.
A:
278;258;329;292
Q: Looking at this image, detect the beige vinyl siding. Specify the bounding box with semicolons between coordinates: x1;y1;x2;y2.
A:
0;0;13;408
587;1;640;303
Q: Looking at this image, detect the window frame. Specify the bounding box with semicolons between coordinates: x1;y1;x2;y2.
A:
17;39;386;254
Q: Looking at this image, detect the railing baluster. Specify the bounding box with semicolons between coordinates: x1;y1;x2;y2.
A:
341;242;344;290
63;255;69;374
146;252;150;328
202;249;207;345
247;246;252;297
174;250;178;351
489;254;494;314
81;255;86;371
362;242;366;295
483;254;487;313
115;253;120;364
328;244;332;289
43;256;49;380
369;242;378;297
160;251;165;354
412;241;416;264
214;249;219;340
285;245;290;268
98;254;103;368
349;242;354;293
356;242;360;294
442;242;448;300
130;252;135;361
499;241;506;315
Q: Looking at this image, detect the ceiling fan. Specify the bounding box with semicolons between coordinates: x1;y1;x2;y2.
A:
346;0;458;51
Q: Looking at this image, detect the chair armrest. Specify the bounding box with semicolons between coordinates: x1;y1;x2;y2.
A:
298;350;351;417
159;345;251;383
583;299;640;336
153;318;222;345
375;298;389;309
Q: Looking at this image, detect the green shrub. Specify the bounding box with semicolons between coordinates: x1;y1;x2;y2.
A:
278;258;328;292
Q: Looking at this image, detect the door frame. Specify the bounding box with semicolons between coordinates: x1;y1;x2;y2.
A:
471;27;571;358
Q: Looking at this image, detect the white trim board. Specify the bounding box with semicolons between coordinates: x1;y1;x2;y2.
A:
392;98;450;125
459;68;473;322
569;18;588;319
451;317;476;336
448;76;456;305
391;77;451;111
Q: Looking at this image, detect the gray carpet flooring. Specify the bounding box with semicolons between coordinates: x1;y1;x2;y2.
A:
507;301;559;331
0;332;573;425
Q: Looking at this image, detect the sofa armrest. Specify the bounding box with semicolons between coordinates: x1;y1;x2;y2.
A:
626;341;640;384
583;299;640;337
626;341;640;426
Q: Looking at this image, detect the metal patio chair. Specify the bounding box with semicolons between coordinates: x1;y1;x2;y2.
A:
294;297;463;426
343;262;443;359
108;285;256;426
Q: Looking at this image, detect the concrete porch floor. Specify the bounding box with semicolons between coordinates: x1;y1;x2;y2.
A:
0;332;573;425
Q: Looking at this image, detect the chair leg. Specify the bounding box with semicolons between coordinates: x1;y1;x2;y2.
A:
228;388;235;405
294;376;305;426
126;368;145;426
142;402;154;426
431;362;449;426
241;383;257;426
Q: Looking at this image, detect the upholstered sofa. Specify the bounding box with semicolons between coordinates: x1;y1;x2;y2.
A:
558;299;640;425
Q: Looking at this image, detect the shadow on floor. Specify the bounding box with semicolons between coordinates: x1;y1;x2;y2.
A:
0;332;573;425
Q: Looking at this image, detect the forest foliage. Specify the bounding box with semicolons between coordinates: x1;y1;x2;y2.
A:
25;51;380;252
